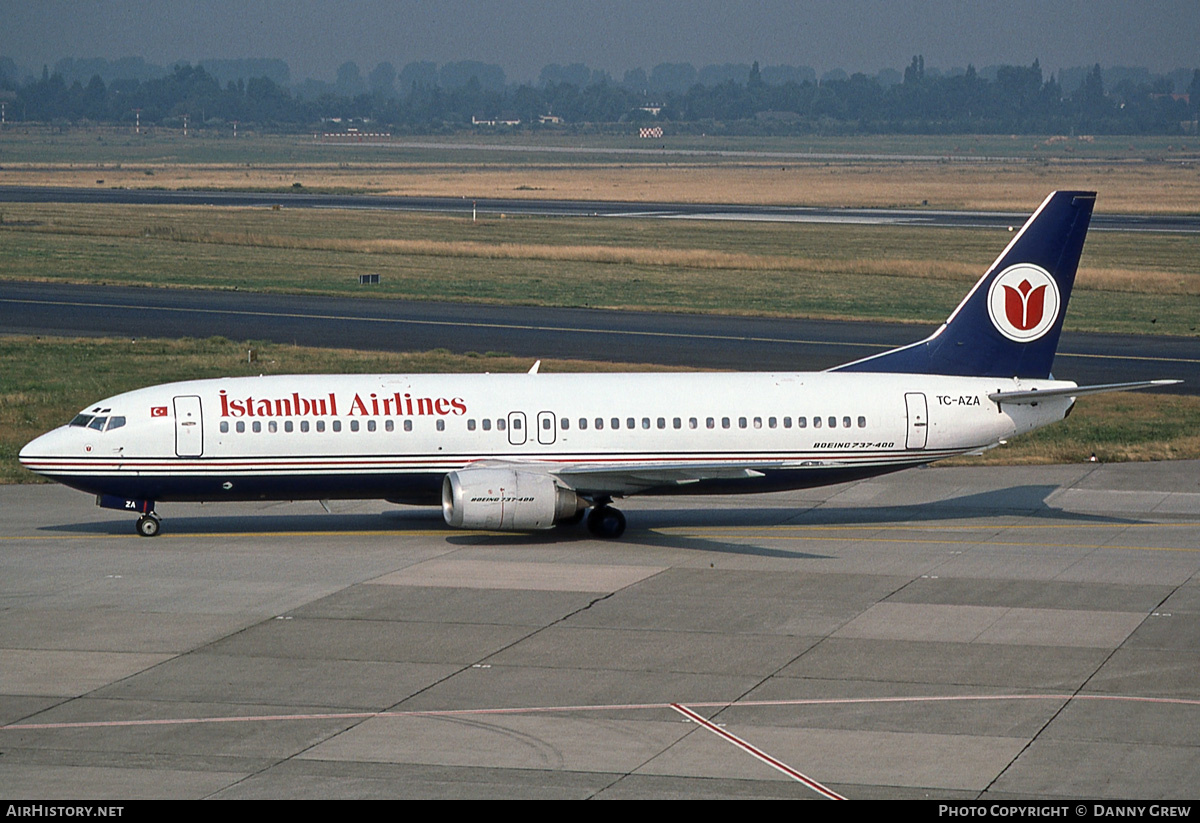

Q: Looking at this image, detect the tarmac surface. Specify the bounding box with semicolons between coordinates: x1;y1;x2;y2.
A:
3;281;1197;392
3;185;1200;233
2;460;1198;799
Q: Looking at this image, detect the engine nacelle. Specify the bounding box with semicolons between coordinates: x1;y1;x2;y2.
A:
442;468;582;530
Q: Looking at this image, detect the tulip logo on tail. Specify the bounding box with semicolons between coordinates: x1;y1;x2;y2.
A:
987;264;1060;342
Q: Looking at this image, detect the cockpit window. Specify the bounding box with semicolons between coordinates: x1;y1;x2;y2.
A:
69;413;125;432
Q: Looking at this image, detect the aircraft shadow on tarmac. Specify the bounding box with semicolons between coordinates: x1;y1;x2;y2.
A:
39;485;1140;559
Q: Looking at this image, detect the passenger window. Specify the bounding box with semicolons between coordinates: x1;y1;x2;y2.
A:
286;421;294;433
468;419;476;431
436;419;445;431
673;418;681;429
784;417;792;428
689;418;698;429
384;420;393;432
768;417;776;428
316;420;325;432
858;416;867;428
628;417;636;429
561;418;569;430
754;417;762;429
739;417;747;429
268;421;277;433
595;418;604;430
368;419;376;432
220;421;229;433
828;416;837;428
333;420;342;433
404;420;413;432
812;417;820;428
580;418;588;430
482;419;491;431
497;419;506;431
843;416;852;428
542;418;551;430
706;417;715;429
253;421;262;433
349;420;359;432
612;418;620;429
722;417;730;429
236;421;245;433
642;418;651;429
301;421;310;432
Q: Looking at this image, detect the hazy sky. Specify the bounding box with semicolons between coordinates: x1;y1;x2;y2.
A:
2;0;1196;83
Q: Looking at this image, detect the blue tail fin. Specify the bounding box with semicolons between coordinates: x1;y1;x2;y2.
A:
833;191;1096;379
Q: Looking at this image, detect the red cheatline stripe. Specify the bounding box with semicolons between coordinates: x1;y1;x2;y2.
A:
23;450;962;472
670;703;845;800
7;693;1198;733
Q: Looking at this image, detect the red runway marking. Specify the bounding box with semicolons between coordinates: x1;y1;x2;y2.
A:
670;703;845;800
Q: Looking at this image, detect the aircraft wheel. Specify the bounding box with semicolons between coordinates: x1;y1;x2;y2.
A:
586;506;626;539
136;515;161;537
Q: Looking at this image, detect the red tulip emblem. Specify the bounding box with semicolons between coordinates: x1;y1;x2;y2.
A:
1003;279;1046;331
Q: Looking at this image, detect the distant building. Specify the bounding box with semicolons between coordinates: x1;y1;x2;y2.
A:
472;114;521;126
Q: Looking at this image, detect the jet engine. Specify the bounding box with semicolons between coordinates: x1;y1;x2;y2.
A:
442;468;584;530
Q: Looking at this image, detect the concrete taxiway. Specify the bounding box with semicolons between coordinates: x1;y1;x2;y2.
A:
1;461;1198;799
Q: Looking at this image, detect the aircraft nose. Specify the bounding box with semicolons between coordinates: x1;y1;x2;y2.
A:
18;427;71;473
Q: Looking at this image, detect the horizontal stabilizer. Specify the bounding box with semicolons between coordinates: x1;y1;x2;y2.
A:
988;379;1181;404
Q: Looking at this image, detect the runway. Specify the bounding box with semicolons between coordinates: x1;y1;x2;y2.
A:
1;461;1198;798
2;185;1199;233
2;281;1197;393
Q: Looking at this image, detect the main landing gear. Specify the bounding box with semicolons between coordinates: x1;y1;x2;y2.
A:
135;513;162;537
585;503;626;539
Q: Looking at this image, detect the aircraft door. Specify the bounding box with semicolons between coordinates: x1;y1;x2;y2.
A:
905;392;928;449
536;411;557;445
507;411;527;446
174;395;204;457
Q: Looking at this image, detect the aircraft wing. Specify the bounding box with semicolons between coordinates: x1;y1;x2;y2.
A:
461;457;775;495
554;462;772;495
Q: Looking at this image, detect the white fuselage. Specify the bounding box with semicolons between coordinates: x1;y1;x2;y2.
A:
19;371;1074;505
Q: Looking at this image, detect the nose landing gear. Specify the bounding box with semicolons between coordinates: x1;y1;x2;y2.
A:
135;513;162;537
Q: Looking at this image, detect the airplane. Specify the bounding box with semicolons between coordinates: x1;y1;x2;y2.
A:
19;191;1178;538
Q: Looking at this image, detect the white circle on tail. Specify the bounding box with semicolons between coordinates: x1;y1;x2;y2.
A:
987;263;1060;342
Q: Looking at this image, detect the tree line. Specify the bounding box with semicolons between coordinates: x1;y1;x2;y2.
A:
2;57;1197;135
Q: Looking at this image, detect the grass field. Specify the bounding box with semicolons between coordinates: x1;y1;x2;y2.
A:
2;129;1199;212
4;335;1197;485
2;202;1198;335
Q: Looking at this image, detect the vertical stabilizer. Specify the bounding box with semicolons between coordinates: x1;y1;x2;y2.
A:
833;191;1095;378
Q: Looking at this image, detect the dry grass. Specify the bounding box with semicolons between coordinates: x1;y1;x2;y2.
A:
5;158;1200;213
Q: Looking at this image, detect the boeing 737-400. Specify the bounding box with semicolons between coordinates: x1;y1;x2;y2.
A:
19;191;1178;537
